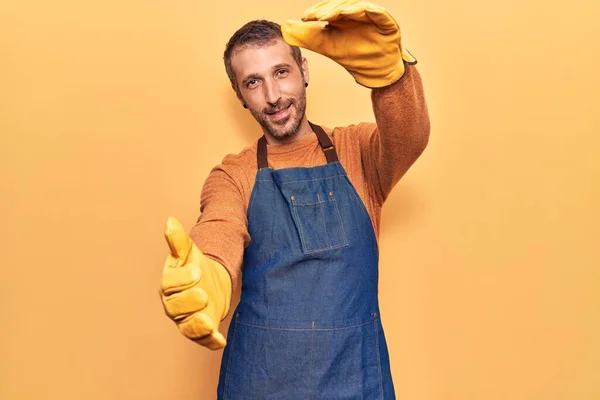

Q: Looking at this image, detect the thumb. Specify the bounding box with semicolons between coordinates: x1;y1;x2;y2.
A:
196;330;228;350
164;217;193;267
281;19;331;53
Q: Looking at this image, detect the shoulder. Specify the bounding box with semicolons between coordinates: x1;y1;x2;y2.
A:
323;122;378;149
203;142;258;199
214;142;257;176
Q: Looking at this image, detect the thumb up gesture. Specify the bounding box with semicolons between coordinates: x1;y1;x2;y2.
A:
159;217;232;350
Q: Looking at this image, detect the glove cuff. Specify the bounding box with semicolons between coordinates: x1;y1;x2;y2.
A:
208;258;233;321
354;50;418;89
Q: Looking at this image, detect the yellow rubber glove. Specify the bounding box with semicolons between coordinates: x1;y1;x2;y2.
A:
159;217;232;350
281;0;416;88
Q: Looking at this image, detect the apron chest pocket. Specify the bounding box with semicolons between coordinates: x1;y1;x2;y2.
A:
289;190;349;254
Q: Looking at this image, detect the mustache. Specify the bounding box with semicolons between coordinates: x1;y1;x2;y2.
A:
264;99;293;115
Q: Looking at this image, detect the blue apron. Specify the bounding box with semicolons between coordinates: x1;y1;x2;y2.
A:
217;122;395;399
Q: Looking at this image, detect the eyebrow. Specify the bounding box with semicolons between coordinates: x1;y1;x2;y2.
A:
242;63;294;85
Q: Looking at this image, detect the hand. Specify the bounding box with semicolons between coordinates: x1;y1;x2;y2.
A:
281;0;416;88
159;217;232;350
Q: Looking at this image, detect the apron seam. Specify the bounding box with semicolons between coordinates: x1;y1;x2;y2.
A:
374;316;384;400
291;204;309;254
280;173;346;185
331;198;350;247
223;319;240;400
307;321;315;400
235;319;375;331
291;199;330;206
317;193;332;247
302;243;349;255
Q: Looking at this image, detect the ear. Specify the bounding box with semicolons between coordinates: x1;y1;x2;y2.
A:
301;57;309;86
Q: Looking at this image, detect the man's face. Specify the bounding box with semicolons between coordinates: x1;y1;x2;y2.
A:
231;39;308;140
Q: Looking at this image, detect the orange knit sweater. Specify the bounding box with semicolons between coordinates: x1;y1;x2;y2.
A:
189;65;429;287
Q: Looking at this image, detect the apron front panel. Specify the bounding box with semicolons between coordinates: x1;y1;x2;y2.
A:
220;314;390;399
245;177;303;268
218;124;395;399
310;315;383;399
219;320;312;399
239;165;380;326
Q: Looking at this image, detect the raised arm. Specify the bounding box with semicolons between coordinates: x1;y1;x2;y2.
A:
366;64;430;204
281;0;430;202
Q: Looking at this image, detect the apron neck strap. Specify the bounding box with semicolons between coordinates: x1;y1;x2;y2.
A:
257;121;339;169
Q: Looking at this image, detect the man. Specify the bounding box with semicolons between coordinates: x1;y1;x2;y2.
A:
159;0;430;398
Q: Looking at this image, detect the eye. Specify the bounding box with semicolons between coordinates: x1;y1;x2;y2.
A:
246;79;259;89
276;69;289;77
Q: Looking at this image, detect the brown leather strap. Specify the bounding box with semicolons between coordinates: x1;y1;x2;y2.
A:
257;122;339;169
309;121;339;164
257;135;268;169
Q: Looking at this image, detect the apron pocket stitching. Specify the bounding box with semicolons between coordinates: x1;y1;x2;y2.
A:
291;204;310;253
291;197;349;254
331;198;350;247
317;196;332;247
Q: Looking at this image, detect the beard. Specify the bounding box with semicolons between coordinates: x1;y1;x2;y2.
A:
247;87;307;140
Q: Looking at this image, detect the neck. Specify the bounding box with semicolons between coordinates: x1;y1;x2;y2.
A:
263;118;312;146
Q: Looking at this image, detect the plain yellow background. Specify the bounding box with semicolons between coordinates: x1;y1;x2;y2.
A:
2;0;599;399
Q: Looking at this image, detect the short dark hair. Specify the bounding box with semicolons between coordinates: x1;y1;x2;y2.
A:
223;20;303;90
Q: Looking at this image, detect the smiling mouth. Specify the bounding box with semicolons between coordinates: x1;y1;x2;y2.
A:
266;103;292;118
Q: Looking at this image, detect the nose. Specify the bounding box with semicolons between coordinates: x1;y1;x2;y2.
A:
263;78;282;107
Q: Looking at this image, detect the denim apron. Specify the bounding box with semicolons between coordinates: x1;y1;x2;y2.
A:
217;122;395;399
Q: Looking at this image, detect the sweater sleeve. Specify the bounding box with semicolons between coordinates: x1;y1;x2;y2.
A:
189;158;250;289
360;64;431;205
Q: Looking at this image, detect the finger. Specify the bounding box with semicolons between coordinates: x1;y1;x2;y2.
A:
363;8;397;32
304;0;374;22
281;20;330;51
309;2;396;34
312;0;356;22
162;287;208;319
301;0;336;21
164;217;193;266
314;7;343;22
330;4;395;29
160;262;201;294
178;312;216;340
